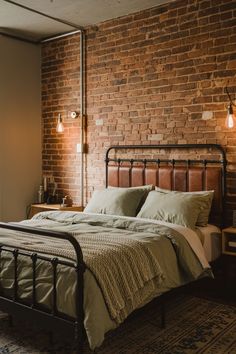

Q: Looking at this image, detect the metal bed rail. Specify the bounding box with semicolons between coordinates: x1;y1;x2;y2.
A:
105;144;227;192
0;222;86;353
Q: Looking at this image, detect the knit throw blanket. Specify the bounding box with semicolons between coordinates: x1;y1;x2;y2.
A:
0;228;164;324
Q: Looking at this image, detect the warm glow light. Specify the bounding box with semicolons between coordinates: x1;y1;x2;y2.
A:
225;104;235;129
56;114;64;133
226;114;235;128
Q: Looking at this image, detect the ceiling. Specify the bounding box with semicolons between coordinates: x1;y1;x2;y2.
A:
0;0;173;42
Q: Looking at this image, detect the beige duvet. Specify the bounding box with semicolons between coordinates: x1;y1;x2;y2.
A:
0;211;212;350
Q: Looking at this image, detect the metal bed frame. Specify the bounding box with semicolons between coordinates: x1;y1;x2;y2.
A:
0;223;86;353
0;144;227;353
105;143;227;227
106;144;226;189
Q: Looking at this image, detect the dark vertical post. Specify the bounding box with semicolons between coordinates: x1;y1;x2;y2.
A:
203;159;207;191
130;159;133;187
118;158;121;187
157;159;160;186
31;253;37;308
143;159;147;185
75;262;86;354
171;159;175;190
105;158;109;188
222;159;227;228
13;249;18;301
51;258;58;315
186;159;190;191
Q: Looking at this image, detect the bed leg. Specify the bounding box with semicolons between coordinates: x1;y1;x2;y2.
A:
74;322;84;354
8;315;13;327
48;331;54;346
161;297;166;329
48;331;55;353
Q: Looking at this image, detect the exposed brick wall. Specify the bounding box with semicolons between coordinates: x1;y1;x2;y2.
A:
42;0;236;224
42;36;81;200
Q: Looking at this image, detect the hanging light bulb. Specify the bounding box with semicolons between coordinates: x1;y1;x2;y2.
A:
225;85;236;129
225;104;235;129
56;113;64;133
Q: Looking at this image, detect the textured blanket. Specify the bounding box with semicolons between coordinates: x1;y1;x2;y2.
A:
0;212;211;325
71;232;164;323
0;223;164;324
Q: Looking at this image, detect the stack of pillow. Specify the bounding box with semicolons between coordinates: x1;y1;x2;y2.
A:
84;185;214;229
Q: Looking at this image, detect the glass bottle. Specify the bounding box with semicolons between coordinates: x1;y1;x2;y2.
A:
43;176;49;203
38;185;44;203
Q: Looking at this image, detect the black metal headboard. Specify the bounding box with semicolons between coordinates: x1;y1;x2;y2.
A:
105;144;227;227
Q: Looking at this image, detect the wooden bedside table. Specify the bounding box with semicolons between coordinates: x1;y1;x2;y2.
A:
222;227;236;256
221;227;236;295
29;203;84;218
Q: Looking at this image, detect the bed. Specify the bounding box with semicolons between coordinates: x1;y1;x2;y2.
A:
0;144;226;353
197;224;222;262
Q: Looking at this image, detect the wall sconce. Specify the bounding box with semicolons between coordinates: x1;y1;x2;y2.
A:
56;111;79;133
225;86;236;129
70;111;79;119
56;113;64;133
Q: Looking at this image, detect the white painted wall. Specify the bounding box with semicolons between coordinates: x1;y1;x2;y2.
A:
0;36;42;221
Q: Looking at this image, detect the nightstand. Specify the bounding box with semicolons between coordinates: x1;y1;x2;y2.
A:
221;227;236;295
29;203;84;218
222;227;236;256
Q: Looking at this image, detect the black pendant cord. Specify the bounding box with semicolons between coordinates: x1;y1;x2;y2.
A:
226;86;236;107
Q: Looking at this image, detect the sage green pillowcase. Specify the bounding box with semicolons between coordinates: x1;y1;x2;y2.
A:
155;187;214;227
137;190;207;229
84;188;148;217
108;185;153;212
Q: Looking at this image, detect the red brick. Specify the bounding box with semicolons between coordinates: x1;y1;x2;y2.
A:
42;0;236;217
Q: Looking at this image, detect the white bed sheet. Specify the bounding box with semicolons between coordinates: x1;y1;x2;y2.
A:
197;224;222;262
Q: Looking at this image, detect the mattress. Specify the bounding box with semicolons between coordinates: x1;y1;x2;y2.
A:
197;224;222;262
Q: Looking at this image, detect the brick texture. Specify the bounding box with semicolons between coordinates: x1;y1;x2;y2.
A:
42;0;236;225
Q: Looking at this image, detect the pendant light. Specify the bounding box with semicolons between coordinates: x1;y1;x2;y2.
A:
225;86;236;129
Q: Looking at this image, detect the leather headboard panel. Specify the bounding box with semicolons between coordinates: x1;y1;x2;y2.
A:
188;169;204;191
119;167;130;187
131;167;145;187
107;164;223;224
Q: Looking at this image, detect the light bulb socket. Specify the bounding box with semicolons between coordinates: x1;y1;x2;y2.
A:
70;111;79;119
228;104;234;115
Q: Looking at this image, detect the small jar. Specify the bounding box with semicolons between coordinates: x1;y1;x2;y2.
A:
62;195;73;207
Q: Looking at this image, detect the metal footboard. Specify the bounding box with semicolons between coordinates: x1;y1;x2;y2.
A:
0;222;86;353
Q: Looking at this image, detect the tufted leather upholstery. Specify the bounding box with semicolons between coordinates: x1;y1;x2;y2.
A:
107;164;222;225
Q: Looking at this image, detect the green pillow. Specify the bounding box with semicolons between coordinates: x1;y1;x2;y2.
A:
137;190;208;229
155;187;214;227
84;188;149;217
108;185;153;212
